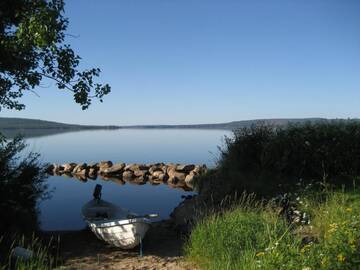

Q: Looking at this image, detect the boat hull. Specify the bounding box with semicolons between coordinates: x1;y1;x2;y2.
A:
82;199;151;249
88;220;150;249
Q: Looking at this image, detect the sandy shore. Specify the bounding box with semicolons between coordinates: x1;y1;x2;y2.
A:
46;220;196;270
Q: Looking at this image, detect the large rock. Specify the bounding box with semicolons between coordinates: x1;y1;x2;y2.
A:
72;163;87;174
125;164;149;171
76;168;88;176
149;164;164;174
166;163;177;174
185;171;197;189
193;164;208;174
167;168;186;182
168;175;186;187
176;164;195;172
170;195;204;233
152;170;165;178
98;160;113;169
133;169;148;177
46;164;55;174
101;163;125;175
88;163;99;169
61;163;76;173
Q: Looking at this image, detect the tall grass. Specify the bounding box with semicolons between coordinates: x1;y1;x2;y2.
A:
0;235;60;270
186;189;360;270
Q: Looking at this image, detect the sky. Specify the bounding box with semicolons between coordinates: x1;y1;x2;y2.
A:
2;0;360;125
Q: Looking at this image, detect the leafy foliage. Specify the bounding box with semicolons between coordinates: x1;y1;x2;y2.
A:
0;0;111;110
0;135;48;234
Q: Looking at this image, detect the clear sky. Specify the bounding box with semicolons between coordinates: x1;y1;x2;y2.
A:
2;0;360;125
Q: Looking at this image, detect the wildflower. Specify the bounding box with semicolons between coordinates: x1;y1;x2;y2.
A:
300;244;312;253
337;254;346;263
302;267;311;270
346;207;352;212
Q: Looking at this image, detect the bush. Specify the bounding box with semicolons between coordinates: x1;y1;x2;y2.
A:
197;120;360;199
0;135;48;264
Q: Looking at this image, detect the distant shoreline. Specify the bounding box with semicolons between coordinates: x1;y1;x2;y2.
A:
0;117;357;138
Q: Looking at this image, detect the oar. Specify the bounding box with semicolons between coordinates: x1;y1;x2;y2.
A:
128;213;159;219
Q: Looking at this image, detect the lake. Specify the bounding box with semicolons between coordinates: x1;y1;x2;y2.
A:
24;129;231;231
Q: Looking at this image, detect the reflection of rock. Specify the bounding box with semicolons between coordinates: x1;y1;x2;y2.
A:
101;175;125;185
88;168;98;179
122;170;134;181
62;172;73;178
74;174;87;182
111;178;126;185
131;176;147;185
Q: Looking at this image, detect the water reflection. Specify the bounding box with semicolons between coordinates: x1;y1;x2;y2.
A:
31;129;230;231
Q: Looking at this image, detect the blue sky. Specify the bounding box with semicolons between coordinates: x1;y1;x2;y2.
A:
2;0;360;125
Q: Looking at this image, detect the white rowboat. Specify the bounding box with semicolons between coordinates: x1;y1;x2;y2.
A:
82;185;158;249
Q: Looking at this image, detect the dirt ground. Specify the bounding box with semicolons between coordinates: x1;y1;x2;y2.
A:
50;221;196;270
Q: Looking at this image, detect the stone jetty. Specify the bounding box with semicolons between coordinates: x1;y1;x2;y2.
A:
46;161;207;190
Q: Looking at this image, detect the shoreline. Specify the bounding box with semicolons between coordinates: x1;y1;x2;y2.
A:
42;220;195;270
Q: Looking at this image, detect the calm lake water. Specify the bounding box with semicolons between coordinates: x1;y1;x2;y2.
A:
25;129;231;231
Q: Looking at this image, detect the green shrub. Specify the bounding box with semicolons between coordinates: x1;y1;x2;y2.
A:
198;121;360;199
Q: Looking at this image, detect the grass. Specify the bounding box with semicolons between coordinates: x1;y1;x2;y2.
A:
185;189;360;270
0;235;60;270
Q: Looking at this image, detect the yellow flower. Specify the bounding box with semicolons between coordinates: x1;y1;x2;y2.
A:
346;207;352;212
256;252;265;257
300;244;312;253
337;254;346;263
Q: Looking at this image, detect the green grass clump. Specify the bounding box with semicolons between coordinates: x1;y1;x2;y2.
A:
186;190;360;270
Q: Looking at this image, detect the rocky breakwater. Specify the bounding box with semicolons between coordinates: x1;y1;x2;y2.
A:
46;161;207;190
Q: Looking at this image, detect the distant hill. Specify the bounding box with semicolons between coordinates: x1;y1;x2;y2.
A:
0;117;118;130
128;118;329;130
0;117;354;138
0;117;118;138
